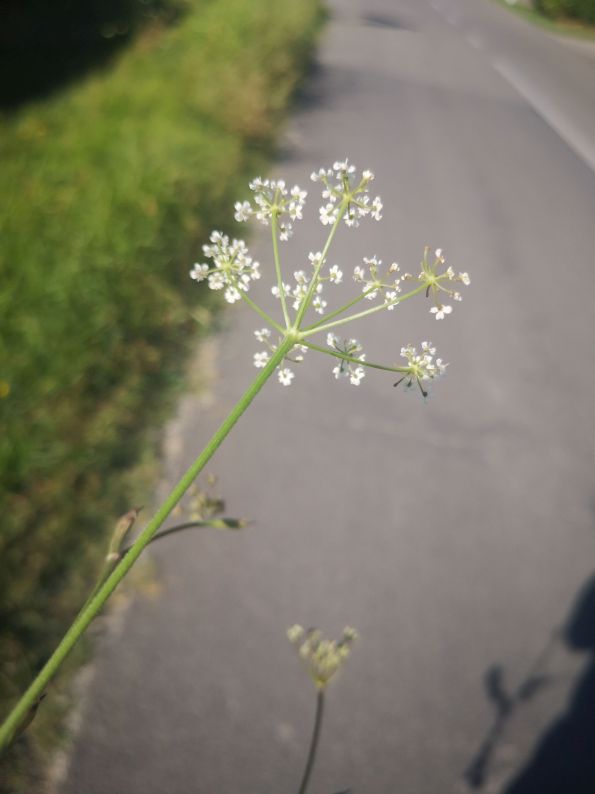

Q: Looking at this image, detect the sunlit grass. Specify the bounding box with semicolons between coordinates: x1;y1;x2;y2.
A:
0;0;322;784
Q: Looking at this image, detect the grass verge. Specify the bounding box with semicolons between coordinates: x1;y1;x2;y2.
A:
0;0;323;788
494;0;595;37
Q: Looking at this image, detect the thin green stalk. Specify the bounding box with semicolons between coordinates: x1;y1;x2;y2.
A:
302;340;407;375
119;518;245;555
295;206;345;327
302;282;427;337
304;285;376;332
272;213;291;328
82;518;242;613
297;690;325;794
239;285;285;333
0;335;295;754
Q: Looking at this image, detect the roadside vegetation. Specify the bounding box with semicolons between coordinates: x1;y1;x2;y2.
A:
0;0;322;787
533;0;595;24
498;0;595;34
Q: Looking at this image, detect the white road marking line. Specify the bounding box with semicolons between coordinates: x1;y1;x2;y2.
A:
493;57;595;175
465;31;484;50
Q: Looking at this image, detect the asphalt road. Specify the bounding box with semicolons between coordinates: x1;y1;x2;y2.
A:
61;1;595;792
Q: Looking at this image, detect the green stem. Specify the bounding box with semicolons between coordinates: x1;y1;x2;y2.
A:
302;340;408;375
0;335;295;754
272;213;291;328
295;206;345;328
239;287;284;334
225;270;284;333
302;282;427;337
297;689;325;794
304;286;376;332
119;518;245;556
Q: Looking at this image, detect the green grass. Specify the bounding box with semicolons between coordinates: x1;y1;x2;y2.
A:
0;0;323;787
494;0;595;37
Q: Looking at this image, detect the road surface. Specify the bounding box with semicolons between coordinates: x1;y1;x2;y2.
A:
61;0;595;791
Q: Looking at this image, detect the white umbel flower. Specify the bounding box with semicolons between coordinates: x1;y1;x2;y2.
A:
192;231;260;299
234;200;252;222
394;342;448;397
189;262;209;282
254;328;271;343
430;304;452;320
327;334;366;386
328;265;343;284
237;178;307;242
253;351;270;368
312;160;382;229
278;368;295;386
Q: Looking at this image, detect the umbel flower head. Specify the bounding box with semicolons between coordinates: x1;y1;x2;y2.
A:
416;246;471;320
190;160;470;396
287;625;358;690
394;342;448;398
190;231;260;305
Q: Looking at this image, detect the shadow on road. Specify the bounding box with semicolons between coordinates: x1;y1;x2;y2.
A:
464;573;595;793
503;573;595;794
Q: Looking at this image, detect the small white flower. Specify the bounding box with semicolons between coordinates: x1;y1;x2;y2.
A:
309;251;324;269
333;159;356;175
272;283;291;298
320;203;338;226
208;271;225;290
254;328;271;343
288;203;303;221
430;304;452;320
328;265;343;284
278;368;295;386
311;168;331;182
328;336;366;386
234;201;252;222
278;222;293;241
459;271;471;286
224;286;241;304
312;294;327;314
385;290;398;309
344;207;360;228
371;196;383;221
291;185;307;202
349;366;366;386
254;351;270;368
291;343;308;362
190;263;209;282
291;284;308;310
